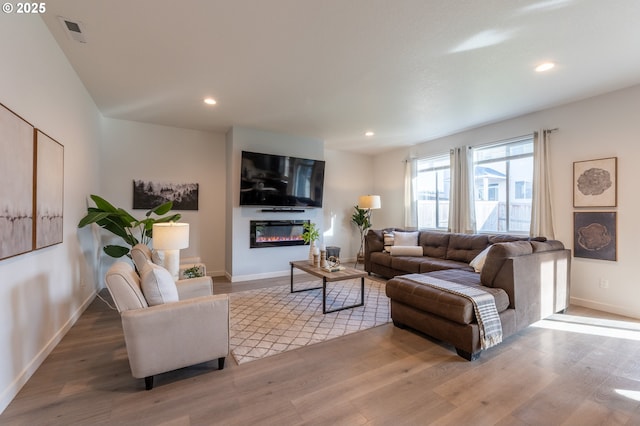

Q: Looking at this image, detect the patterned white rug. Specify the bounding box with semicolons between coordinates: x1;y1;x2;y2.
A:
229;278;390;364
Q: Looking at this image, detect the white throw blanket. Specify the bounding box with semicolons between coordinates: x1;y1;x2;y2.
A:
403;274;503;350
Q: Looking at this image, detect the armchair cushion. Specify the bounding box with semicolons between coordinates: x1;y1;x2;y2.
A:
176;276;214;300
105;262;148;312
131;243;162;272
140;262;179;306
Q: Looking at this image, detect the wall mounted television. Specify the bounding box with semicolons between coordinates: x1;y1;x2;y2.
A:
240;151;325;207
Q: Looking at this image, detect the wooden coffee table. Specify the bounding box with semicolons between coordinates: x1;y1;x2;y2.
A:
290;260;368;314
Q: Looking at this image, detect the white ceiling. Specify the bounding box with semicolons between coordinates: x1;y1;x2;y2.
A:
41;0;640;154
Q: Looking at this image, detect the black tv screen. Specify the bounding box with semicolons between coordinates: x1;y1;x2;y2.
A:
240;151;325;207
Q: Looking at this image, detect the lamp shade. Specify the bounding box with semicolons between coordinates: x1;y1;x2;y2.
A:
358;195;381;210
152;222;190;250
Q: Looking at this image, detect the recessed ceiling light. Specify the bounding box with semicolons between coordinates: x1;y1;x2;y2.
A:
535;62;555;72
204;97;217;105
365;131;375;137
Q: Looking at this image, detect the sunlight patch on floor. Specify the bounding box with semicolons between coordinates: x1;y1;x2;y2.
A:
616;389;640;401
531;314;640;341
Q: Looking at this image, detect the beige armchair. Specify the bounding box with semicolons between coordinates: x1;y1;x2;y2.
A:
105;261;229;390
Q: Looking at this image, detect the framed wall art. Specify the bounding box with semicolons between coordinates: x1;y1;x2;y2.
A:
133;180;199;210
573;157;617;207
573;211;616;261
35;130;64;249
0;103;34;261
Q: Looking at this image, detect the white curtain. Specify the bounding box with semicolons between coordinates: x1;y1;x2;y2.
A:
530;130;555;238
448;146;476;233
403;158;417;228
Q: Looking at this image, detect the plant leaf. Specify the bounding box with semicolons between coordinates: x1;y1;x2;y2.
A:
78;211;111;228
103;245;130;258
90;195;119;212
149;201;173;216
116;208;137;224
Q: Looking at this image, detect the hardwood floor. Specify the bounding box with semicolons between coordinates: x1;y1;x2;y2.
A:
3;276;640;425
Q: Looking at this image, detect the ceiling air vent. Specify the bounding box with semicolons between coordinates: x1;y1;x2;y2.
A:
57;16;87;43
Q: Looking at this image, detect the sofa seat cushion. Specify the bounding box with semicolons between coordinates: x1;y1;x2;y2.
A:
390;256;424;273
418;258;474;273
386;274;509;325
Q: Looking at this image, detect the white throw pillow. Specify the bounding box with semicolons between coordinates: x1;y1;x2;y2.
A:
383;231;395;252
389;245;424;256
393;231;419;246
470;246;492;273
140;261;179;306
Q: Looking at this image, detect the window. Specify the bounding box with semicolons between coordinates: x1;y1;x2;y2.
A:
415;154;450;229
473;137;533;233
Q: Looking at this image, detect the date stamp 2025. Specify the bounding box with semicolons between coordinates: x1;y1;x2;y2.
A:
3;2;46;14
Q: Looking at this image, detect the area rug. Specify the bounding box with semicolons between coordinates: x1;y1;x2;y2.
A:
229;278;390;364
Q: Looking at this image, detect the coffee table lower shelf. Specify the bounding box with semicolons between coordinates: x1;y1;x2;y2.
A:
290;260;367;314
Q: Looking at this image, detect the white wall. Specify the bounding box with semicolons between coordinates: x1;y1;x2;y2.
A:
226;127;324;281
99;118;227;277
373;84;640;319
0;15;102;413
322;150;376;261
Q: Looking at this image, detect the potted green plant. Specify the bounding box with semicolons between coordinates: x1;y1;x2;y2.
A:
302;222;320;264
77;194;181;258
351;205;372;260
182;265;204;278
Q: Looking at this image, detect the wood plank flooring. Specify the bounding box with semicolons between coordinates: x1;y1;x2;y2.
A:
3;275;640;425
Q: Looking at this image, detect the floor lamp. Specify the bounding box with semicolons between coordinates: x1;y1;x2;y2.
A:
152;222;189;280
357;195;381;265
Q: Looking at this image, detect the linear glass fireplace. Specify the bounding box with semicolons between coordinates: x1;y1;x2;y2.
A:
250;220;309;248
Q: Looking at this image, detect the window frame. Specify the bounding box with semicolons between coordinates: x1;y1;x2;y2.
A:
414;153;451;231
472;136;534;235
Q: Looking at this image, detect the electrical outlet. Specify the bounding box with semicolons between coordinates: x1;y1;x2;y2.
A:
599;279;610;289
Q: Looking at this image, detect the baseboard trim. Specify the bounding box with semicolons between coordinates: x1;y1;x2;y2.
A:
570;296;640;320
230;269;293;283
0;289;97;415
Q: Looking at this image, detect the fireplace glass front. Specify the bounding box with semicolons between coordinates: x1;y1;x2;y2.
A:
250;220;309;248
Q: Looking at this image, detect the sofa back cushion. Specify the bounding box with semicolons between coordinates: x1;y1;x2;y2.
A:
480;241;533;287
445;233;489;263
393;231;419;246
419;231;450;258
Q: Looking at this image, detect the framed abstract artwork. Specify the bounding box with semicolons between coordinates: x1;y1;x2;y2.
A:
573;157;617;207
573;211;616;261
0;103;34;261
35;130;64;249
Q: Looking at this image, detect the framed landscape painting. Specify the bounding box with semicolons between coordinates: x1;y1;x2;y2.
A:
0;103;34;260
133;180;199;210
573;211;616;261
35;130;64;249
573;157;617;207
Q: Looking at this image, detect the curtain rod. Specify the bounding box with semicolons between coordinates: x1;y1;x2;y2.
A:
535;128;559;136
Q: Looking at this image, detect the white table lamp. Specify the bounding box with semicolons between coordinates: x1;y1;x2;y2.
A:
152;222;189;280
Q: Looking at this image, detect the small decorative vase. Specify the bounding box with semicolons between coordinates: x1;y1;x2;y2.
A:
308;241;316;265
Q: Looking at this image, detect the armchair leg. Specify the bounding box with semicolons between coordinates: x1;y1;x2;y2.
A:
145;376;154;390
218;357;226;370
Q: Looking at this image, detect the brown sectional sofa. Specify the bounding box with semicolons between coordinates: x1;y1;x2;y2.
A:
365;229;571;360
